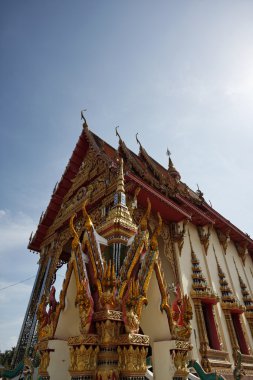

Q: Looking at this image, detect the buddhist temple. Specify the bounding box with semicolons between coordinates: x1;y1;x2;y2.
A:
10;119;253;380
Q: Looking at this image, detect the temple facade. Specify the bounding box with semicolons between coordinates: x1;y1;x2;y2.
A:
13;120;253;380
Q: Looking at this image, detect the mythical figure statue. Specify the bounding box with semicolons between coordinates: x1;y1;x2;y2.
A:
99;260;119;310
122;278;147;333
37;295;50;339
172;284;193;340
75;278;94;334
48;285;58;322
37;295;49;329
37;285;59;340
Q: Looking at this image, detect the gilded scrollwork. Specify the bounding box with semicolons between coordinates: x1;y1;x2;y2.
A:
93;310;123;322
69;345;99;372
96;320;121;344
117;345;147;373
118;334;149;346
68;334;98;346
172;349;189;378
75;278;94;334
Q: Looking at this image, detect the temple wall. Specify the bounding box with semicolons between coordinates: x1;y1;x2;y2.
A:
174;221;253;366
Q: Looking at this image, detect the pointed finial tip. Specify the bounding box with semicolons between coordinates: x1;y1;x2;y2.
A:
115;125;122;141
136;133;141;146
81;109;87;119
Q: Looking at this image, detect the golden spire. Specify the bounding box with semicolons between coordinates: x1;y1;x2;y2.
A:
116;158;125;194
97;157;137;244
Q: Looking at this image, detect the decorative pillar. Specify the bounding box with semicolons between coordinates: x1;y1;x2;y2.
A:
234;257;253;339
37;341;51;380
215;254;253;375
189;234;227;372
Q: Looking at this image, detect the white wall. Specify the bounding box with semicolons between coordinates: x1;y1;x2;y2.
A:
48;339;70;380
54;271;80;339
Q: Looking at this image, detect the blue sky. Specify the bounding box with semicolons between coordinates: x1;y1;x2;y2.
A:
1;1;253;351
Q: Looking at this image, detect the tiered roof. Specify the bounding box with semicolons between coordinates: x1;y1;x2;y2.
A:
29;122;253;263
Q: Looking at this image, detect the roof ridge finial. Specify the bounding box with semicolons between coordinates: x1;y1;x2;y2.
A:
166;148;172;166
81;109;87;127
115;126;122;142
167;149;181;181
136;133;142;147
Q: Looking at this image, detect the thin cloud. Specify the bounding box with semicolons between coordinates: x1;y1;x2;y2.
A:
0;210;35;252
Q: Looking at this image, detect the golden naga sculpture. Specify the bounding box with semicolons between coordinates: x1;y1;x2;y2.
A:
171;284;193;340
122;278;147;334
98;260;119;310
150;212;162;250
70;213;80;250
75;278;94;334
69;199;93;251
140;197;151;231
37;286;59;340
82;198;93;231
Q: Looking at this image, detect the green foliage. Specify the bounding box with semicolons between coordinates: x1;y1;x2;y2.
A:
0;347;15;369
